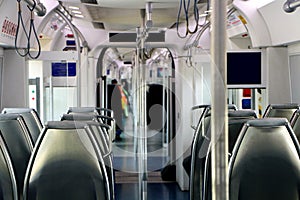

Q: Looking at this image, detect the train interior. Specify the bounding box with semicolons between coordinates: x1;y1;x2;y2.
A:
0;0;300;199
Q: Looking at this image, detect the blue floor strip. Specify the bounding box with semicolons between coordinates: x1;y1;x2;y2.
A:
115;183;189;200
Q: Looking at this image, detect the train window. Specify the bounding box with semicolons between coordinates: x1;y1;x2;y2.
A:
227;50;266;88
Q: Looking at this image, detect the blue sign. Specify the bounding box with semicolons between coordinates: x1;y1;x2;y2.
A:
52;62;76;77
242;99;251;109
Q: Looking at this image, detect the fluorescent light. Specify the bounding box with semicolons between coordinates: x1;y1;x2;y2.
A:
71;10;82;14
74;14;84;18
69;6;80;10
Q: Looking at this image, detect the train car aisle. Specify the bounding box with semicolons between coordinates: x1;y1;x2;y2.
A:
112;113;189;200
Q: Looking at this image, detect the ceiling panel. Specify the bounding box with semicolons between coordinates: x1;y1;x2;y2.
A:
96;0;180;9
60;0;204;31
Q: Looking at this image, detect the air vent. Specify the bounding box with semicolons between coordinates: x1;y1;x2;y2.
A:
92;22;105;29
109;32;165;43
80;0;97;4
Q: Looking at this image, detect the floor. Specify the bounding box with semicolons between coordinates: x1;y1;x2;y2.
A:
112;114;189;200
115;183;189;200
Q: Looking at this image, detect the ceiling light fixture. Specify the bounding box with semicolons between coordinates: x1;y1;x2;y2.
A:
71;10;82;14
74;14;84;18
69;6;80;10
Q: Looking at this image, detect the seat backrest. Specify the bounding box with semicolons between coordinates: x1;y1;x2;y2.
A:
96;108;114;118
190;104;237;130
229;118;300;200
290;109;300;143
87;122;114;200
61;113;112;144
189;104;238;200
67;106;98;114
200;109;258;200
190;107;212;200
2;108;43;144
228;104;238;111
61;113;98;121
0;132;18;200
0;114;33;200
228;110;257;153
61;117;113;198
263;103;300;121
23;121;111;200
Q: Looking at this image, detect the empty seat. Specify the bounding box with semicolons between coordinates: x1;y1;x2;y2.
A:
67;107;98;114
67;107;114;118
228;110;257;153
189;107;212;200
66;108;116;142
229;118;300;200
61;115;115;199
2;108;43;144
0;132;18;200
61;113;111;145
290;109;300;143
0;114;33;200
196;109;258;200
61;113;98;121
23;121;111;200
190;104;237;130
262;103;300;121
86;122;114;200
185;104;238;176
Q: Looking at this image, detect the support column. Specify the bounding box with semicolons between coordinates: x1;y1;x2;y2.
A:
210;0;229;199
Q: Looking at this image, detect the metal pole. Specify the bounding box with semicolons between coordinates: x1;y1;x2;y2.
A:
54;9;81;107
210;0;228;200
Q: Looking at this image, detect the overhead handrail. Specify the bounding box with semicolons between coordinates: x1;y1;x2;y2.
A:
23;0;46;16
176;0;199;39
283;0;300;13
27;0;41;59
15;0;45;59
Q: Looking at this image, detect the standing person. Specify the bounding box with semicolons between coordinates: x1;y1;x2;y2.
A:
107;79;128;141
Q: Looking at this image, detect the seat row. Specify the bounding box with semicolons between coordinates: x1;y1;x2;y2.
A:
0;107;115;200
187;103;300;200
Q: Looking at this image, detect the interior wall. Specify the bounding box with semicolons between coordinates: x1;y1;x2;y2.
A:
175;55;195;191
266;47;291;104
288;42;300;103
258;0;300;46
233;0;272;48
2;49;27;109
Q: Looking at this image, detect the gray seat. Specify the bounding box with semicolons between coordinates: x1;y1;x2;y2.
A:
23;121;111;200
0;132;18;200
228;110;257;153
189;106;212;200
61;113;111;145
61;114;114;197
66;108;116;141
185;104;238;176
291;109;300;143
2;108;43;144
61;113;99;121
197;109;257;200
229;118;300;200
86;122;115;200
67;107;114;118
0;114;33;200
190;104;237;130
263;103;300;121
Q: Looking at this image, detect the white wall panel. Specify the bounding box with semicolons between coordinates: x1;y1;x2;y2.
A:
266;47;291;104
259;0;300;46
2;49;27;109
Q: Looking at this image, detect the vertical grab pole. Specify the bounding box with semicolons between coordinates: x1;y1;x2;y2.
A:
137;10;148;198
210;0;229;200
140;32;148;200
